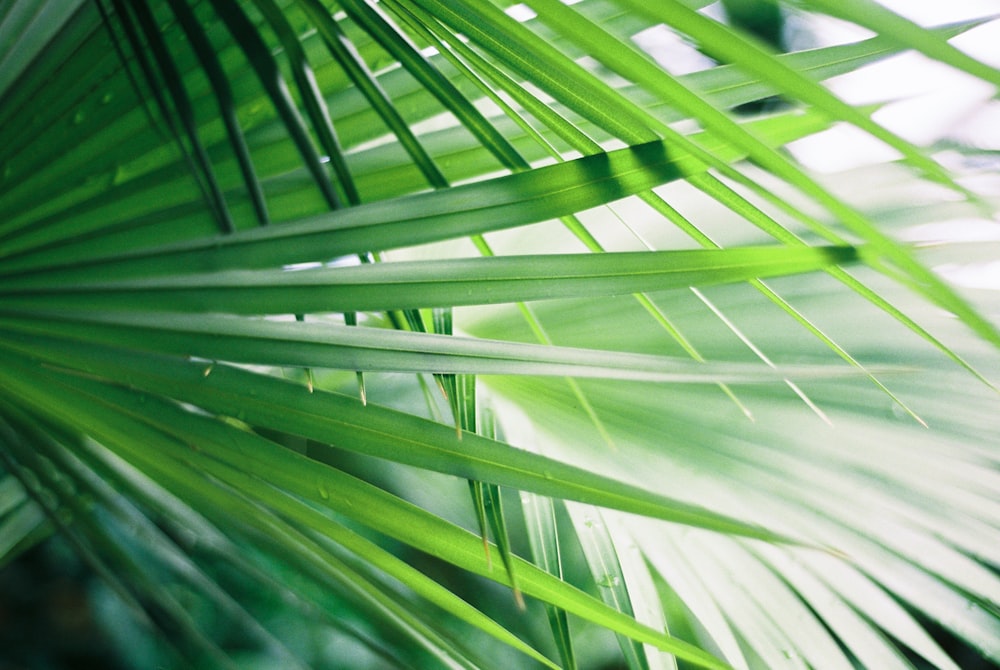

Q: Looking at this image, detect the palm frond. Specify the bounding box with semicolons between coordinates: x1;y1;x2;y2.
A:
1;1;998;668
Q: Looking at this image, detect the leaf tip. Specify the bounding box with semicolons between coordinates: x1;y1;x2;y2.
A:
512;587;526;612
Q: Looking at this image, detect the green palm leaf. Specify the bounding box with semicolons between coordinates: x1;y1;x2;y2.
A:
1;1;998;669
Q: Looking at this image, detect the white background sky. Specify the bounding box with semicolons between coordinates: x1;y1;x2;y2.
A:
790;1;1000;290
544;0;1000;289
